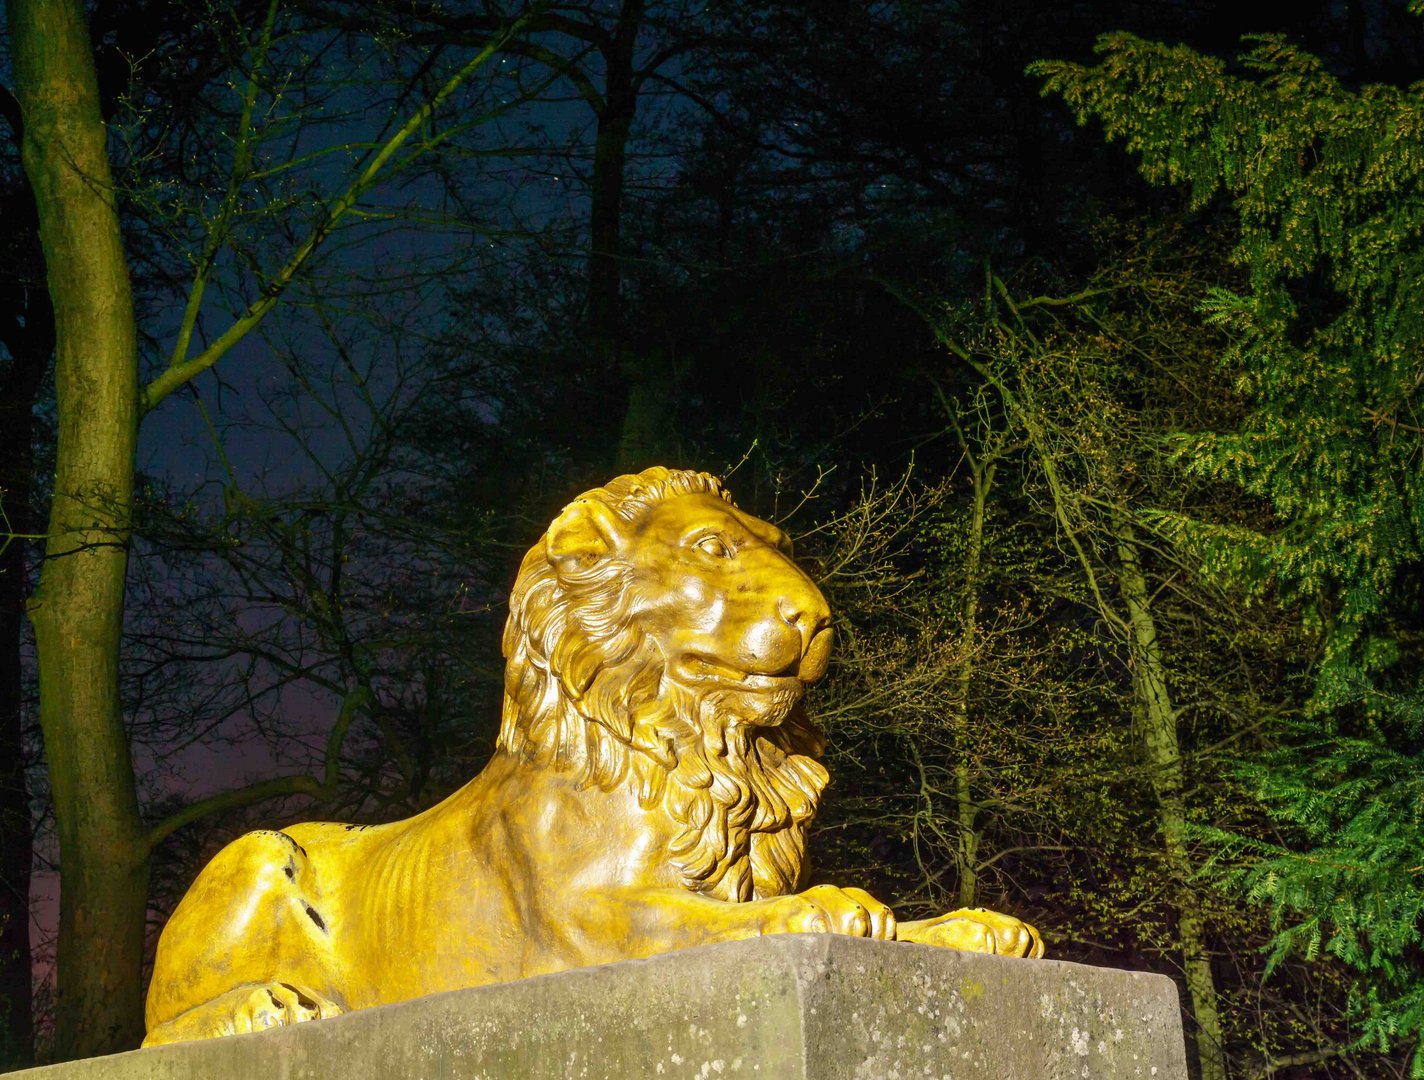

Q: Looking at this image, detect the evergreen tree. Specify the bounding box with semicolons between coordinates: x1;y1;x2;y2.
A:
1033;18;1424;1068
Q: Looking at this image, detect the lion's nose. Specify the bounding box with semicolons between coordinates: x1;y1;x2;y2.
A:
778;594;831;651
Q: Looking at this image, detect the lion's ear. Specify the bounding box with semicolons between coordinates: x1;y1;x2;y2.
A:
546;497;626;573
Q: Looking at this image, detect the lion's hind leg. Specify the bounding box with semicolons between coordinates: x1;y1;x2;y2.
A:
143;981;344;1046
145;829;346;1045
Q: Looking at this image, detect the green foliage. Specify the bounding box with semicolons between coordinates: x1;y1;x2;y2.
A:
806;461;1128;924
1033;29;1424;1069
870;235;1376;1072
1031;34;1424;687
1202;710;1424;1059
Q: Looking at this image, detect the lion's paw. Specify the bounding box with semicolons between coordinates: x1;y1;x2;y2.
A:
231;981;344;1034
897;907;1044;958
763;884;897;939
144;982;344;1046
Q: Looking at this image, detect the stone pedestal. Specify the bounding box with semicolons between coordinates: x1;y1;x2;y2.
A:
14;935;1188;1079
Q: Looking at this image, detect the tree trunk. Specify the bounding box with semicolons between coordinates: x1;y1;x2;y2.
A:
1116;523;1226;1080
589;92;632;366
9;0;150;1057
587;0;642;360
616;349;680;471
949;452;994;908
583;0;677;471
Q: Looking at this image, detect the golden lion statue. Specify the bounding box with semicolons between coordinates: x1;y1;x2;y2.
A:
144;467;1042;1046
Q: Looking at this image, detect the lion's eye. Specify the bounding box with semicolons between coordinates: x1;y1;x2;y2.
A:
696;534;734;559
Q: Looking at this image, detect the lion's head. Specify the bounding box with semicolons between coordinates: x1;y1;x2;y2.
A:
497;467;833;903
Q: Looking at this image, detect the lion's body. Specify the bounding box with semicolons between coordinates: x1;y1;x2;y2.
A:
144;469;1041;1046
145;756;694;1038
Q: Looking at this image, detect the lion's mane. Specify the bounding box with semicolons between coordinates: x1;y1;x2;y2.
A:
497;467;830;903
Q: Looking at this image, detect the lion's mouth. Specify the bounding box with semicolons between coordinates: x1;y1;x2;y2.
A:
675;654;805;692
675;628;832;691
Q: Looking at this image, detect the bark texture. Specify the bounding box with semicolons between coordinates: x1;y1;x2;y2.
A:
9;0;150;1057
949;449;993;909
1116;524;1226;1080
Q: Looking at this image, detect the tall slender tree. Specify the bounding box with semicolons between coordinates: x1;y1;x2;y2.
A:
10;0;148;1051
6;0;526;1053
0;6;263;1058
1033;23;1424;1068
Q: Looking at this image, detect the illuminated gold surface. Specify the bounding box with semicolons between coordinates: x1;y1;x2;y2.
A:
143;468;1042;1046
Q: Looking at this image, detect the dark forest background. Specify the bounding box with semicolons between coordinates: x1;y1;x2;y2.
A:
5;1;1424;1076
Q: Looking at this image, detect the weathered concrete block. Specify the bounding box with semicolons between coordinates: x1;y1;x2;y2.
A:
14;935;1187;1079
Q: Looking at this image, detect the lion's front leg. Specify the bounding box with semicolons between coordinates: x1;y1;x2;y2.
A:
757;884;898;939
896;907;1045;958
590;883;897;962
